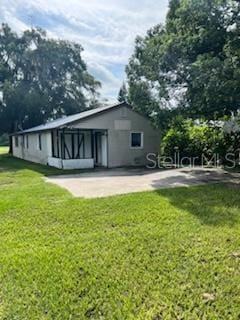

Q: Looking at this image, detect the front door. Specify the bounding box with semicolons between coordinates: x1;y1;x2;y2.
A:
94;132;102;165
94;132;107;167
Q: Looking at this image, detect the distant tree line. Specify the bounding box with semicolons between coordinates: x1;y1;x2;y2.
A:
0;24;101;151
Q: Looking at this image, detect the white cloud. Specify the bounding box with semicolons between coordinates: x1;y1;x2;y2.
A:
87;61;122;101
0;0;169;101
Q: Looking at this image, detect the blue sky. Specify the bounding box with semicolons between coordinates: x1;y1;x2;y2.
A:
0;0;169;102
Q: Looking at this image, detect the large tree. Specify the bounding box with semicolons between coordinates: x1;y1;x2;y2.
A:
0;24;101;151
126;0;240;127
117;82;128;102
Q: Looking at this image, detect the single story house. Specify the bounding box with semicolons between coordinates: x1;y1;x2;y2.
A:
12;102;160;169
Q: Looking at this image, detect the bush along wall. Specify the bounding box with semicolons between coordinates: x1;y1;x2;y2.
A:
161;116;240;168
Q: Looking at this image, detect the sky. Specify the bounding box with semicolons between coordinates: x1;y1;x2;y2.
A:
0;0;169;102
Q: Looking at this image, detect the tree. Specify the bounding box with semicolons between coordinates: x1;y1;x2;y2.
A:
126;0;240;126
118;82;128;102
0;24;101;152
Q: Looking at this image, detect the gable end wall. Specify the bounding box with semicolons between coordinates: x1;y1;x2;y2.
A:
71;106;160;167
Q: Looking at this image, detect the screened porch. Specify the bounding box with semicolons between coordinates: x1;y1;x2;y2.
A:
48;128;108;169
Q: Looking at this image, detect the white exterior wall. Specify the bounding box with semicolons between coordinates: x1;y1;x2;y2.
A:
12;132;51;165
62;159;94;169
71;106;160;168
47;157;94;169
12;105;160;169
12;130;94;169
48;157;63;168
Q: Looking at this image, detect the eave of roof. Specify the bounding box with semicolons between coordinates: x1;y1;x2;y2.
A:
12;102;129;135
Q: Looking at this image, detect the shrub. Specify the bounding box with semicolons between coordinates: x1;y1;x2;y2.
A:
161;119;224;165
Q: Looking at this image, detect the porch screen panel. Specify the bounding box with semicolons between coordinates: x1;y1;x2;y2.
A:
61;131;86;159
74;132;85;159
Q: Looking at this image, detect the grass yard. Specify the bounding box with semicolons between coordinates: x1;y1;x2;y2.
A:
0;147;239;319
0;146;9;154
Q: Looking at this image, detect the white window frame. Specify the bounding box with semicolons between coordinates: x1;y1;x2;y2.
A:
130;132;144;149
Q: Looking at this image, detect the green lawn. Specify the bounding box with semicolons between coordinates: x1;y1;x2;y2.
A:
0;146;9;154
0;147;239;319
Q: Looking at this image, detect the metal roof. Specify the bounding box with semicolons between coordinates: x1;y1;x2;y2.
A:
14;102;128;135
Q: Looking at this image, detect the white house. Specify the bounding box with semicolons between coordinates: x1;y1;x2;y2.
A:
12;102;160;169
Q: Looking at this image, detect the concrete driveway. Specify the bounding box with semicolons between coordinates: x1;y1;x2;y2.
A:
45;167;239;198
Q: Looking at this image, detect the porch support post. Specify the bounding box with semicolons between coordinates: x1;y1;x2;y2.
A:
71;132;75;159
77;129;80;159
91;130;94;159
61;129;65;159
83;133;85;159
57;129;60;158
51;131;55;157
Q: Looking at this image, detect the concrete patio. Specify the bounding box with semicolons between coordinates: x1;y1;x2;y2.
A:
45;167;240;198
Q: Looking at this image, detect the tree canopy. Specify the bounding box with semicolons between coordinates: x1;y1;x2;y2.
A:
126;0;240;127
118;82;128;103
0;24;101;137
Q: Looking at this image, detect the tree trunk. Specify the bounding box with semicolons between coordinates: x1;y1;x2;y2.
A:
8;134;13;154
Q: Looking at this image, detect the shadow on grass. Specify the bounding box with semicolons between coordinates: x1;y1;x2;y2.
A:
151;169;239;189
154;184;240;227
0;150;163;178
0;152;94;176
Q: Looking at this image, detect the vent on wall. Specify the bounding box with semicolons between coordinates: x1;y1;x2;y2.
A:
114;120;131;130
120;107;127;118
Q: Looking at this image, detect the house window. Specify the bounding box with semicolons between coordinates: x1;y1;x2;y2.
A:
130;132;143;148
15;136;19;147
38;134;42;150
26;135;29;149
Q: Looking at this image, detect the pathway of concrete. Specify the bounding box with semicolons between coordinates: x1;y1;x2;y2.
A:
45;167;240;198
